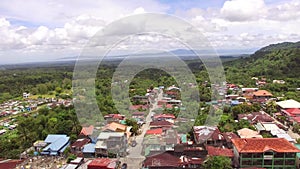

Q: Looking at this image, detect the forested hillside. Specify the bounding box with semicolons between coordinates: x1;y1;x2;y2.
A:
225;41;300;86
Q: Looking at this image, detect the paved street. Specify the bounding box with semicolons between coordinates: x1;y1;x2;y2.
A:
120;89;163;169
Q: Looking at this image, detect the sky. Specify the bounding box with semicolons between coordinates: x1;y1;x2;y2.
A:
0;0;300;64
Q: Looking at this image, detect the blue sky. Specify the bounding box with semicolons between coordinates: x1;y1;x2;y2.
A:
0;0;300;64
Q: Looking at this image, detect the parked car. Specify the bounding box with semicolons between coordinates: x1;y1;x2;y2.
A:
121;163;127;169
131;140;137;147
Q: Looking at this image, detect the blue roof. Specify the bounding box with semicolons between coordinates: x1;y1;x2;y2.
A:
43;134;70;153
231;100;240;105
83;143;96;153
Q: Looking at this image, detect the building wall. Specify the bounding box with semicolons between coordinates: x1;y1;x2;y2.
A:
238;152;297;169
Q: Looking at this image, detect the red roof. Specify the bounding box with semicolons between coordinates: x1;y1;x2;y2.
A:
206;146;234;157
104;114;125;120
0;160;23;169
143;152;180;167
88;158;117;169
286;108;300;116
232;138;300;153
80;125;94;136
146;128;163;135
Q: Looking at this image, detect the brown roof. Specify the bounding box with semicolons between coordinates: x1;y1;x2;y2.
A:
71;138;90;148
102;122;127;132
206;145;234;157
222;132;239;143
143;152;180;167
150;120;173;127
238;111;273;123
253;90;272;97
0;160;23;169
193;126;224;144
232;138;300;153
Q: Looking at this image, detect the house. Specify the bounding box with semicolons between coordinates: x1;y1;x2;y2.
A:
103;114;125;123
41;134;70;156
153;114;176;123
142;152;181;169
232;138;300;168
132;95;150;104
87;158;118;169
33;140;48;152
132;112;145;119
95;132;127;157
206;145;234;158
102;122;127;133
222;132;239;148
252;90;273;99
238;111;274;124
82;143;96;158
150;121;173;131
193;126;225;146
143;134;165;156
71;138;90;155
276;99;300;109
142;151;203;169
237;128;263;138
146;128;163;135
79;125;96;143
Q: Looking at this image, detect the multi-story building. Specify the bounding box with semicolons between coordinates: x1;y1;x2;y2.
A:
232;138;300;169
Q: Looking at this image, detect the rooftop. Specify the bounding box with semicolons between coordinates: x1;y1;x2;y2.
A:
146;128;163;135
232;138;300;153
277;99;300;109
253;90;273;97
206;145;234;157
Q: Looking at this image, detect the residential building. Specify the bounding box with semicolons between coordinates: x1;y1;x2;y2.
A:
87;158;118;169
232;138;300;169
41;134;70;156
193;126;225;146
95;132;127;157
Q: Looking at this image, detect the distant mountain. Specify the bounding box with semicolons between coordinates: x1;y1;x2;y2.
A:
226;41;300;79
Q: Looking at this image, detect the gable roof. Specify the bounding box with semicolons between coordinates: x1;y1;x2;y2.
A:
143;152;181;167
43;134;70;152
150;120;173;127
146;128;163;135
237;128;262;138
193;126;224;143
71;138;90;148
238;111;273;123
80;125;94;136
88;158;117;169
277;99;300;109
102;122;127;132
232;138;300;153
97;132;124;140
253;90;273;97
206;145;234;157
83;143;95;153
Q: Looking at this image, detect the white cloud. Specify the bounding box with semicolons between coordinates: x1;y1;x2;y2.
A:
0;0;300;63
221;0;267;22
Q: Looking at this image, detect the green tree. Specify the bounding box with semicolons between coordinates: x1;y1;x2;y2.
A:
203;156;232;169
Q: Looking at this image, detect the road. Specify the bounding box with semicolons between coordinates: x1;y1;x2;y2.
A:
120;89;163;169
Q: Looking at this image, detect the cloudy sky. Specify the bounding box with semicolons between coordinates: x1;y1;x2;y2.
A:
0;0;300;64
